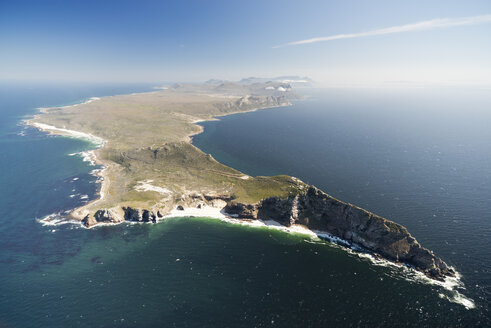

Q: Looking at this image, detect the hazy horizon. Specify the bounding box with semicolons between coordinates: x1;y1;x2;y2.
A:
1;0;490;87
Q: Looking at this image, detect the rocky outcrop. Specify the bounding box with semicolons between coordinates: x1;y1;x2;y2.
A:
214;95;291;113
82;207;160;227
224;186;455;281
80;191;233;228
82;209;123;227
236;95;290;109
142;209;157;223
80;185;453;281
224;202;257;219
123;207;157;223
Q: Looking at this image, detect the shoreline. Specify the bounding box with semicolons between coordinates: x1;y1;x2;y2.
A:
29;122;106;147
36;96;100;114
37;201;475;309
25;99;112;222
26;90;473;308
186;102;292;143
27;94;292;225
27;120;112;221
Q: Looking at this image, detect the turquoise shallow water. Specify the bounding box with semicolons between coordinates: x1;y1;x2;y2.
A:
0;84;489;327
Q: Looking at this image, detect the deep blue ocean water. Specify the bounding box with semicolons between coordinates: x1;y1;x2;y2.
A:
0;84;489;327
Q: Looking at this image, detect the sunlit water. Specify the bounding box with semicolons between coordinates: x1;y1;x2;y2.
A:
0;85;488;327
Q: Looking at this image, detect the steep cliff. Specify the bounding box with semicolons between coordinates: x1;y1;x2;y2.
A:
224;186;455;281
35;80;453;282
81;183;455;281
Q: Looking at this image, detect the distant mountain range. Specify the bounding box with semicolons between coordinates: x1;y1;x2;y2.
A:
205;76;315;87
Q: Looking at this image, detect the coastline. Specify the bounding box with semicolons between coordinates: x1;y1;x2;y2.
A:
84;201;475;309
25;99;111;223
161;205;474;309
25;86;472;308
29;122;106;147
26;95;293;226
186;102;292;143
25;93;476;309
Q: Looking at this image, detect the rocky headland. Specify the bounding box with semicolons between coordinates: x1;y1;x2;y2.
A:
225;186;455;281
79;183;455;281
29;79;455;282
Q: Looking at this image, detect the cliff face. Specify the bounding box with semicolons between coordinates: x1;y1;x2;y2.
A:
81;183;454;281
214;94;292;113
36;80;453;282
225;186;455;281
82;207;163;227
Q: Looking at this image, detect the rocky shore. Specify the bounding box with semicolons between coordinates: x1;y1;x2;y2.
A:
80;183;455;281
30;80;455;282
225;186;455;281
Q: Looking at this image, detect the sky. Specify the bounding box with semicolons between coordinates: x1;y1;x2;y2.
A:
1;0;490;86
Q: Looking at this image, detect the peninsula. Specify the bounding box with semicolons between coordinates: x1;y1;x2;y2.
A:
28;80;455;281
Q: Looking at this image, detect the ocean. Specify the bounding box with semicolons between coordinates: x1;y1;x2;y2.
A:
0;84;489;327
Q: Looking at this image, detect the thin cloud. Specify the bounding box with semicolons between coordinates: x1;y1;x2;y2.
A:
273;14;491;48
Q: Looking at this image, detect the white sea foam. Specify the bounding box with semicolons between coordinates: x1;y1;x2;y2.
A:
315;232;351;246
31;122;105;148
439;292;475;310
69;151;98;166
37;213;79;226
340;243;476;309
38;200;475;309
90;168;102;175
161;206;474;309
49;97;100;109
39;198;476;310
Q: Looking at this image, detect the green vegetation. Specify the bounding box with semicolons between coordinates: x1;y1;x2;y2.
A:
30;82;300;218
